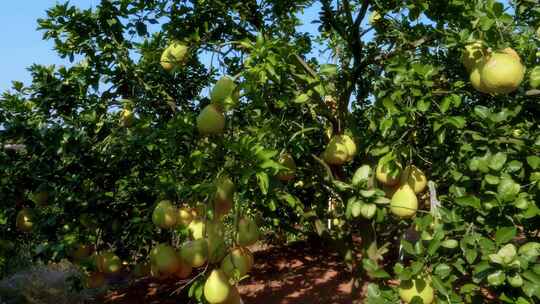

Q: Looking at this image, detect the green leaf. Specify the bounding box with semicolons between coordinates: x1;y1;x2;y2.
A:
434;264;452;279
488;152;507;171
487;270;506;286
497;177;520;202
527;156;540;169
494;227;517;245
352;165;371;186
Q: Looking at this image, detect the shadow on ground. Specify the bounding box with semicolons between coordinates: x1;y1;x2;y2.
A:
238;240;359;304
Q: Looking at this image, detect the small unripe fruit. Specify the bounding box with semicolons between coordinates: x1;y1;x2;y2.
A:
188;217;206;240
180;239;208;268
237;218;259;246
96;252;122;274
400;165;427;193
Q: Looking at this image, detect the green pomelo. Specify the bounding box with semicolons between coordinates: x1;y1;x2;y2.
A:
197;104;225;135
180;239;208;268
152;200;178;229
237;218;259;246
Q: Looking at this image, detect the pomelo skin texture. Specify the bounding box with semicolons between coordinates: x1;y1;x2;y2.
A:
204;269;231;304
237;218;259;246
180;239;208;268
177;207;193;227
221;247;253;278
197;104;225;135
398;278;435;304
376;160;402;186
16;209;33;232
400;165;427;193
462;41;486;71
390;184;418;218
277;153;296;181
481;52;525;94
152;200;178;229
470;61;491;94
150;244;182;275
160;42;188;71
211;76;236;104
96;252;122;274
188;217;206;240
323;135;357;165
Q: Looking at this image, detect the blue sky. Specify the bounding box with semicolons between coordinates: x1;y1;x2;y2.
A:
0;1;326;94
0;1;101;92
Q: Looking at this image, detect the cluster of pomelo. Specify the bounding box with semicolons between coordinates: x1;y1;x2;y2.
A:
463;42;526;94
375;159;427;219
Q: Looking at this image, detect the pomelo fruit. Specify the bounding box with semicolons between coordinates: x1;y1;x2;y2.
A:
323;135;356;165
16;209;33;233
237;218;259;246
400;165;427;193
152;200;178;229
398;277;434;304
197;104;225;135
180;239;208;268
481;52;525;94
96;251;122;274
188;217;206;240
160;42;188;71
204;269;231;304
462;41;486;71
277;153;296;181
177;207;193;227
210;76;236;104
150;244;182;275
31;190;49;206
376;160;402;186
470;62;491;94
221;247;253;279
390;184;418;218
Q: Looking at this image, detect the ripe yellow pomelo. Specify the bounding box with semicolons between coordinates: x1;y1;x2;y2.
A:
398;277;434;304
177;207;193;227
470;62;491;94
400;165;427;193
390;184;418;218
376;160;402;186
188;217;206;240
481;52;525;94
204;269;231;304
323;135;356;165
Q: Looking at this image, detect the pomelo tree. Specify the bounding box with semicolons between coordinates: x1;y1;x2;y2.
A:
1;0;539;303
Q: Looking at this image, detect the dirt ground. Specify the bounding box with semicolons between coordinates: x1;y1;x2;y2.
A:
93;240;361;304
